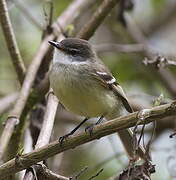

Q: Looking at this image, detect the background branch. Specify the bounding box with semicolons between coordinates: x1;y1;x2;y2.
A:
0;0;26;83
34;164;70;180
76;0;119;40
124;13;176;98
23;91;58;180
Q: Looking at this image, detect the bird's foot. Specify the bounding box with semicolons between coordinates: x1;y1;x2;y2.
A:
85;116;104;136
85;124;95;136
59;117;89;145
59;133;72;145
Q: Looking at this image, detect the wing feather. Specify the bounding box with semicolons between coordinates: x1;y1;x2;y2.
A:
91;63;133;113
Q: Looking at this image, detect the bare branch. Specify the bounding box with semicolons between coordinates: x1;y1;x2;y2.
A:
118;161;155;180
35;164;70;180
0;0;26;83
0;101;176;178
36;93;58;148
72;166;88;179
143;55;176;68
0;0;94;161
23;91;58;180
88;168;103;180
24;165;70;180
76;0;120;40
0;116;18;161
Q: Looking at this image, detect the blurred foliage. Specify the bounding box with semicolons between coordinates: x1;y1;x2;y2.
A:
53;0;72;18
151;0;166;10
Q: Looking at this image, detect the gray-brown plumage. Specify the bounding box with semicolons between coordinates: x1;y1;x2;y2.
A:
49;38;145;159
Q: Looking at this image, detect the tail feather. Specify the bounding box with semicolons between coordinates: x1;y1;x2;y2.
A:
118;129;146;159
111;84;133;113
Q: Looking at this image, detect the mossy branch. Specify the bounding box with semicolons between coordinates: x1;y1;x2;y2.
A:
0;101;176;178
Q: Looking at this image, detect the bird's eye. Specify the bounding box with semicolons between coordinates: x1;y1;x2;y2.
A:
69;48;80;54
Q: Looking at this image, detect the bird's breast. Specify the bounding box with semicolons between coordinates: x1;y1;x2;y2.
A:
49;63;119;117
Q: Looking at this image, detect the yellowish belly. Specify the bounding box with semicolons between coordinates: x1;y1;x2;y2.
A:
49;65;118;117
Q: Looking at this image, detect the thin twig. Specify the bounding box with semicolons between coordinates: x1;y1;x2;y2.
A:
25;164;70;180
0;101;176;178
88;168;103;180
71;166;88;179
0;0;26;84
143;55;176;68
36;1;54;83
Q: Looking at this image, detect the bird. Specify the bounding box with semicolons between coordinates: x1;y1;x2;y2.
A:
49;38;145;159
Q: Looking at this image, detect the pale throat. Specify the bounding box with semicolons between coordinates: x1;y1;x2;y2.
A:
53;49;88;65
53;49;72;64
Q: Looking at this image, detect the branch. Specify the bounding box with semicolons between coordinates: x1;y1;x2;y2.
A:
0;0;26;83
36;93;58;148
76;0;120;40
23;91;58;180
0;0;94;161
143;55;176;68
0;101;176;178
34;164;69;180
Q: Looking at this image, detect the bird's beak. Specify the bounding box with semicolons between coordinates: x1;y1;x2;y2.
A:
48;41;62;49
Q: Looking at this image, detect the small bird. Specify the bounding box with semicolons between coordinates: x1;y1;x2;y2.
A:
49;38;145;159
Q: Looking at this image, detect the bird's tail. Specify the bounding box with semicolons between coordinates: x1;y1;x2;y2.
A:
105;108;146;160
118;129;146;160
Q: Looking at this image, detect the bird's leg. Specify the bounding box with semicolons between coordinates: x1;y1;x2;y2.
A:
59;117;89;144
95;115;104;125
85;116;104;135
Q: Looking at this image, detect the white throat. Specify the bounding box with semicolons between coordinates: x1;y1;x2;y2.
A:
53;49;88;65
53;49;72;64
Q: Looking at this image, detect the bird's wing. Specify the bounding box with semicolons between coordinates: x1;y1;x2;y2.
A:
91;63;133;113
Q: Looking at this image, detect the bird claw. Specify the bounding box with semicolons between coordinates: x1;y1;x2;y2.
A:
59;133;71;145
85;124;94;136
